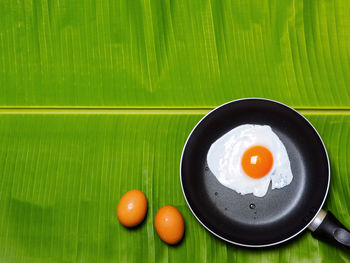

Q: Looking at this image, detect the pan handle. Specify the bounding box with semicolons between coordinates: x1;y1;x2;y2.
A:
309;209;350;251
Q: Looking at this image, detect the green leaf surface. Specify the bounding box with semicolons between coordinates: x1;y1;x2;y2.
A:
1;0;350;261
0;0;350;106
0;113;350;262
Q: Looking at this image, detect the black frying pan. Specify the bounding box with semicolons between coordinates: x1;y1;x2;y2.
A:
180;98;350;250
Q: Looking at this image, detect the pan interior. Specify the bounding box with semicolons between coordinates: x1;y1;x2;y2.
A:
181;99;329;246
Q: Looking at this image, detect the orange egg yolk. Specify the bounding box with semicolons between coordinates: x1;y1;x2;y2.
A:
241;145;273;179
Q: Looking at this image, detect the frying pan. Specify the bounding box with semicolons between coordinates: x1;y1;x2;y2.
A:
180;98;350;250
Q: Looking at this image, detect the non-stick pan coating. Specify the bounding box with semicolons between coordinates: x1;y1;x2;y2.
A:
181;99;329;246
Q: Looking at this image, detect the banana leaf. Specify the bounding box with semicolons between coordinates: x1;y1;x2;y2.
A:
0;0;349;106
1;0;350;262
0;113;350;262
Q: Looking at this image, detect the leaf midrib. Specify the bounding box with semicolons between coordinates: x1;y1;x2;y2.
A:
0;106;349;115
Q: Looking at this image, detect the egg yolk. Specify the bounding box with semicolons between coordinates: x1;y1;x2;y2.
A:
241;145;273;179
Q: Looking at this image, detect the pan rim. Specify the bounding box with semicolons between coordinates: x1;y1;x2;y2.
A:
179;97;330;248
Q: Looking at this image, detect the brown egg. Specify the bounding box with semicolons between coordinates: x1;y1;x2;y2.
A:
117;189;147;227
155;205;184;245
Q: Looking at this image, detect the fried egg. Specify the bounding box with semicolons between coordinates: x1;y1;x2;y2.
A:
207;124;293;197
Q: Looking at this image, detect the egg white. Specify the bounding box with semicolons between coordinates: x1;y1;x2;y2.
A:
207;124;293;197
